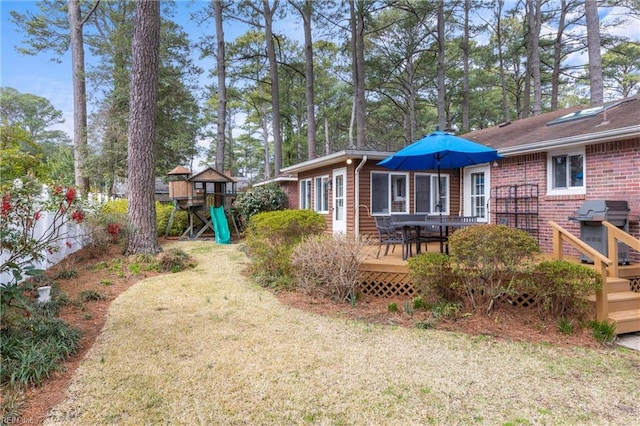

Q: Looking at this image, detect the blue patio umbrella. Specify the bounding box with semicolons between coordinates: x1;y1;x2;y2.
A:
378;130;503;212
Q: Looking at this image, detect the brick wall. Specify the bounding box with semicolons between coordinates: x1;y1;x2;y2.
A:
492;138;640;262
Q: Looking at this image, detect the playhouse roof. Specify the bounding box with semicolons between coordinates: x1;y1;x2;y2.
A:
464;95;640;155
167;165;192;175
188;166;236;183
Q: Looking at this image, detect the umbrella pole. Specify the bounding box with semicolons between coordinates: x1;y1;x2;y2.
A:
436;155;442;215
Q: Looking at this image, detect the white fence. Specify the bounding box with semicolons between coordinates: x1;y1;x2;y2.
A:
0;188;113;286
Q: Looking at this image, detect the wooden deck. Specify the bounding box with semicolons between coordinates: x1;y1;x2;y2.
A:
358;242;443;298
358;242;640;299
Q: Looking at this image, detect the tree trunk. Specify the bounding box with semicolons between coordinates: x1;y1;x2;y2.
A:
585;0;603;105
495;0;510;123
126;0;161;255
68;0;89;193
303;0;317;159
263;0;282;174
214;0;227;172
355;0;366;149
462;0;470;132
436;0;446;130
551;0;567;111
527;0;542;115
348;0;357;149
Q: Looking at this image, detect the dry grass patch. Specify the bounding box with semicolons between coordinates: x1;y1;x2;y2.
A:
46;242;640;425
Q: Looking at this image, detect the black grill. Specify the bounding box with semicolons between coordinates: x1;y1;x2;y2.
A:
569;200;630;264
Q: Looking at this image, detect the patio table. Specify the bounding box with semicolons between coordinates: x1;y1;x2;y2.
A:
391;217;479;259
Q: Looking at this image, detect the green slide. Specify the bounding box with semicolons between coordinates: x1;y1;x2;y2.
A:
210;205;231;244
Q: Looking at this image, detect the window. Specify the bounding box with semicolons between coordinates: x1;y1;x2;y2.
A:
314;176;329;213
547;149;585;195
371;172;408;214
414;173;449;214
300;179;312;209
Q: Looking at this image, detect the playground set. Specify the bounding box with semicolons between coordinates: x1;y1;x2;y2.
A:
165;166;240;243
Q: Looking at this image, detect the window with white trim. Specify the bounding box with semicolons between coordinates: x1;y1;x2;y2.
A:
300;179;312;209
371;171;409;214
547;149;585;195
414;173;449;214
314;176;329;213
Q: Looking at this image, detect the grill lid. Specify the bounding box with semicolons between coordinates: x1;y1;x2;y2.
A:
572;200;629;220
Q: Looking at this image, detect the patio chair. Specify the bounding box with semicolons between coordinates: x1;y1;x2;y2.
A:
374;216;403;257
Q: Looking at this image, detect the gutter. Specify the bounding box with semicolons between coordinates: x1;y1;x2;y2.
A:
354;155;367;238
498;125;640;156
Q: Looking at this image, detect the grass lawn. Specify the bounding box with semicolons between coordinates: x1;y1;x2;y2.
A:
46;241;640;425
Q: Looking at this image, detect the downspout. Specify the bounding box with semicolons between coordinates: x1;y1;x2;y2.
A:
354;155;367;238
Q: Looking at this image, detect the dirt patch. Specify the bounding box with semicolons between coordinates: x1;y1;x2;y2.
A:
15;241;601;424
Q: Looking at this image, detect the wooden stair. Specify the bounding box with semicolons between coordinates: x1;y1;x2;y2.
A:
588;276;640;334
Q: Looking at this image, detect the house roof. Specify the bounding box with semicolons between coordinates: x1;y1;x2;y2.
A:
464;95;640;155
279;149;395;174
254;175;299;187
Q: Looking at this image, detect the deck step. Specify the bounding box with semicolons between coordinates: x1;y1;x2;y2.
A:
606;277;631;293
587;291;640;312
608;309;640;334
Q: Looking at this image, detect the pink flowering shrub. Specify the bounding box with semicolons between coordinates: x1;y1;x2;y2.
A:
1;177;85;317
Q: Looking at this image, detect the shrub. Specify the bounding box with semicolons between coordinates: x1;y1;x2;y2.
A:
524;260;601;320
156;248;195;273
245;209;326;288
78;289;107;302
290;234;372;302
448;225;541;313
233;184;288;222
0;317;81;388
155;202;188;237
589;320;617;345
408;252;458;304
1;176;86;322
98;199;188;239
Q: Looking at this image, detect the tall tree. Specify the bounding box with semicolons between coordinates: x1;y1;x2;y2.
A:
525;0;542;116
68;0;96;192
213;0;227;173
237;0;283;174
289;0;317;159
349;0;367;149
436;0;447;130
11;0;98;192
602;41;640;97
0;87;64;142
126;0;161;255
585;0;603;105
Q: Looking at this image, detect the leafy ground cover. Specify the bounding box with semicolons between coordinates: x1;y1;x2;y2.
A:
12;241;640;424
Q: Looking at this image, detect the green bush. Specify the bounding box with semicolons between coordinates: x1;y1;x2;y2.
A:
245;209;325;288
0;317;81;388
291;234;371;302
408;252;458;304
525;260;601;320
156;202;189;237
448;225;541;313
98;199;188;238
233;184;288;222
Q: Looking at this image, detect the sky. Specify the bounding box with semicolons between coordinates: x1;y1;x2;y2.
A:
1;1;638;140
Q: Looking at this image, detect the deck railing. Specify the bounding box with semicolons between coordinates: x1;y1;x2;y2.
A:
602;220;640;278
548;221;612;321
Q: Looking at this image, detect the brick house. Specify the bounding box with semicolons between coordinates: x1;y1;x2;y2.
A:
275;95;639;260
464;95;640;261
